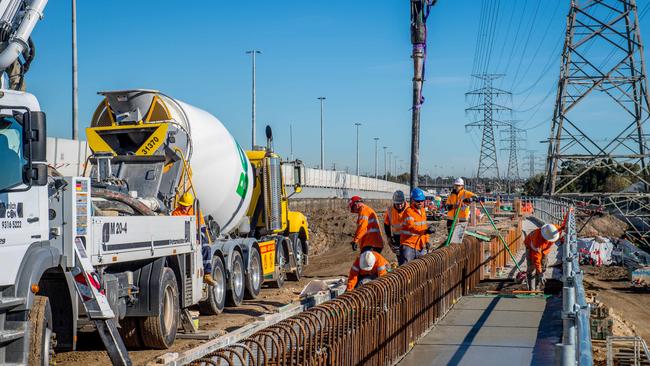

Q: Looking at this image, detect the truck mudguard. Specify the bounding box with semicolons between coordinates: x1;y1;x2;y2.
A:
15;242;61;309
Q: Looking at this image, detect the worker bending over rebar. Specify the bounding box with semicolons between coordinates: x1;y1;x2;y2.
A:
346;250;389;291
524;223;563;290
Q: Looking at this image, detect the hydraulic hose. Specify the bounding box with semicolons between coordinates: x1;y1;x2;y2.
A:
92;188;156;216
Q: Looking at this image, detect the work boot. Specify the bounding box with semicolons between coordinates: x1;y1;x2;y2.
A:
203;273;217;287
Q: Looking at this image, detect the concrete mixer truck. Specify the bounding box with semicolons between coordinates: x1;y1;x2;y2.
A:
0;88;309;363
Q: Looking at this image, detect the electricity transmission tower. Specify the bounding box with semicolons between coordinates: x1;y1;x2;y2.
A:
500;121;526;181
526;150;537;178
545;0;650;247
466;74;512;179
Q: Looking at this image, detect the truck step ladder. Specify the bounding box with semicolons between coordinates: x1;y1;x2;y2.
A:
71;238;132;366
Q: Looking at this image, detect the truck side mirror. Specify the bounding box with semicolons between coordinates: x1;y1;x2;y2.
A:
22;111;47;187
293;160;304;194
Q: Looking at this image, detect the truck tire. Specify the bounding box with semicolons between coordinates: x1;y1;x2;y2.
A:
118;317;142;349
28;295;54;366
270;242;287;288
140;267;178;349
245;247;263;299
287;237;304;281
198;256;226;315
226;251;245;307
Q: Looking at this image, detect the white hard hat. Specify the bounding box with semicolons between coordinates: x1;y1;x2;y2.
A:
454;177;464;186
359;251;376;271
541;224;560;242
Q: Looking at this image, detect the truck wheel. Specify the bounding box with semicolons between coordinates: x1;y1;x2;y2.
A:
245;247;263;299
287;237;304;281
226;251;245;307
270;242;287;288
140;267;178;349
28;295;54;366
198;256;226;315
118;317;142;349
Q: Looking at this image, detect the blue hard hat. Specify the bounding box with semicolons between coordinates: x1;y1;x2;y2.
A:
411;188;425;202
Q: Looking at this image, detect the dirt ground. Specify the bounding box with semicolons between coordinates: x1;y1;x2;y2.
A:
55;202;449;365
578;214;628;238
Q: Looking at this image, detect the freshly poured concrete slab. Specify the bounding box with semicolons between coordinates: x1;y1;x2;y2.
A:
398;296;562;366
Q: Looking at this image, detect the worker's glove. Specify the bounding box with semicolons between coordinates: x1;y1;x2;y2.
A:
350;241;358;251
445;204;453;210
463;197;475;204
425;225;436;234
426;242;433;253
391;237;400;248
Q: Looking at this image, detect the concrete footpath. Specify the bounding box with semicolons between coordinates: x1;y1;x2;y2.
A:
397;295;562;366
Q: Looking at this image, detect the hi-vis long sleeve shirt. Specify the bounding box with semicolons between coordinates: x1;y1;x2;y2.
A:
353;204;384;250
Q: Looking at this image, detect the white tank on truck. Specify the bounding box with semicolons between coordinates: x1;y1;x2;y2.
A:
88;90;253;235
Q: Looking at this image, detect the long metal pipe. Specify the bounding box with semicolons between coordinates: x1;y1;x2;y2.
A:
246;50;261;148
318;97;326;169
71;0;78;140
354;122;362;175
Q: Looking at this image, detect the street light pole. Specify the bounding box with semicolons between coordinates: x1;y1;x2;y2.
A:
383;146;388;180
354;122;362;175
317;97;326;169
289;124;294;160
246;50;261;148
387;151;392;179
373;137;379;179
72;0;78;140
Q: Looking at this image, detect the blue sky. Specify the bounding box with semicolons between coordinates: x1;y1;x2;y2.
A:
26;1;650;178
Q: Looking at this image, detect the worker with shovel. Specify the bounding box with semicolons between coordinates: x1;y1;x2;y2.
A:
173;192;217;286
399;188;436;265
525;223;562;290
445;177;476;234
349;196;385;253
346;250;389;291
384;190;407;254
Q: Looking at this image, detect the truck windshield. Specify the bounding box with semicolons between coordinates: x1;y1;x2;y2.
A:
0;117;25;191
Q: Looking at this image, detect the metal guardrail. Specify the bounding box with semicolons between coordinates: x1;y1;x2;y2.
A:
607;336;650;366
532;199;593;366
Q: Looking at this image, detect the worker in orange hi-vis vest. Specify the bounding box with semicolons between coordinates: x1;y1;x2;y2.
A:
384;190;407;254
399;188;436;265
525;223;563;290
444;177;476;234
349;196;385;253
172;192;216;286
346;250;389;291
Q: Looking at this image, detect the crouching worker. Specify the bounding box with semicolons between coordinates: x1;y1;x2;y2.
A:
525;223;562;290
346;250;389;291
172;192;217;286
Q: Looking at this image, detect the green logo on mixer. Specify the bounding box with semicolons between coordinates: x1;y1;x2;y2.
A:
236;144;249;198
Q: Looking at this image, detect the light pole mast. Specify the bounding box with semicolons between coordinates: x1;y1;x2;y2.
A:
72;0;78;140
373;137;379;178
289;124;294;160
354;122;362;175
317;97;326;169
246;50;261;148
383;146;388;180
387;151;393;179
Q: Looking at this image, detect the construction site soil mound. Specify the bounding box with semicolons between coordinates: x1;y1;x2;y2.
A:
578;214;628;238
583;265;630;281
